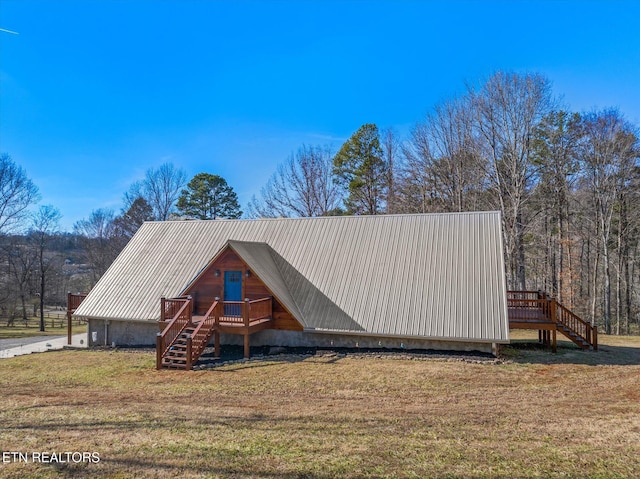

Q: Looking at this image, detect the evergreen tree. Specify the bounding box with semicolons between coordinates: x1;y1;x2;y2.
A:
177;173;242;219
333;124;387;215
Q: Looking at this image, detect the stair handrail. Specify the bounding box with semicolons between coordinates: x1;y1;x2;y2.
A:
554;300;598;350
188;299;220;363
158;296;193;360
507;290;597;351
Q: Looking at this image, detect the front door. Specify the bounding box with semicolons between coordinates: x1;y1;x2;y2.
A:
223;271;243;316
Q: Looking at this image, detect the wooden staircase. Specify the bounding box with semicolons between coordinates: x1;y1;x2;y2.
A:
161;325;196;369
508;291;598;352
156;295;274;370
157;297;220;370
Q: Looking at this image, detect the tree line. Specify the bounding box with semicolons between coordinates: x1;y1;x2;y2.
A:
0;158;243;330
1;70;638;335
248;72;640;336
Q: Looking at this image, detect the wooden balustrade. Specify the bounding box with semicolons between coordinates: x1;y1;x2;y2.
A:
555;301;598;350
188;300;220;362
507;298;551;321
156;297;193;369
67;292;88;345
221;301;246;323
506;290;544;301
507;290;597;351
157;295;275;368
161;296;191;322
67;292;88;311
249;297;272;320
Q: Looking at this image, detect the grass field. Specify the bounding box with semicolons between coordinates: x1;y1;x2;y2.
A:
0;321;87;340
0;332;639;479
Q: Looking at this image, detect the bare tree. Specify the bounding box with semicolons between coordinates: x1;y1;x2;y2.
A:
530;111;583;304
0;153;40;234
113;196;154;239
469;71;554;290
1;237;34;325
74;209;120;283
31;205;62;331
381;128;401;214
248;145;341;218
402;96;486;214
125;163;187;221
578;109;639;333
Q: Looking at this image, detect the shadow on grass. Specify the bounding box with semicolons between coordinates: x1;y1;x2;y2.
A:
39;455;337;479
503;339;640;366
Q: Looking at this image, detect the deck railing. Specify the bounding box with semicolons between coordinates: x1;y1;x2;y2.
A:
249;297;272;321
161;296;191;322
188;299;220;362
67;292;88;345
555;301;598;350
507;290;597;351
157;295;275;367
506;290;543;301
156;296;193;368
67;292;88;311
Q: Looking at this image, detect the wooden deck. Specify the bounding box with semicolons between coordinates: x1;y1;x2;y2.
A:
157;296;275;369
507;290;598;352
66;292;88;345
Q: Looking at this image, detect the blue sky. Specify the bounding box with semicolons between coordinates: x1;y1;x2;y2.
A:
1;0;639;231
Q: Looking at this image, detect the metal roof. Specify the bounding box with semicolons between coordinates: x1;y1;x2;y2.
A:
74;212;509;343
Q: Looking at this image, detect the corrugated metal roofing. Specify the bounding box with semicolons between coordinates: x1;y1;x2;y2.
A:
225;240;306;326
74;212;510;343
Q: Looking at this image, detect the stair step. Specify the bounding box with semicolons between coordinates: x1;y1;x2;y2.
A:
163;359;186;365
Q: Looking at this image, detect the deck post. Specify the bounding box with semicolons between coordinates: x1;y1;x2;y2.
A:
186;335;192;370
67;310;72;345
214;331;220;357
552;328;557;353
67;292;72;345
160;297;166;322
156;333;162;370
593;326;598;351
214;297;220;357
243;298;250;327
244;334;250;358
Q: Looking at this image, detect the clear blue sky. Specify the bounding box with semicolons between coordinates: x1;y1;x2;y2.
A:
1;0;639;231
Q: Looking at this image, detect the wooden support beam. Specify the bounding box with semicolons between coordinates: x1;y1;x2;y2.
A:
552;329;557;353
244;334;250;358
243;298;250;327
214;331;220;358
67;312;72;345
186;335;193;370
156;333;162;370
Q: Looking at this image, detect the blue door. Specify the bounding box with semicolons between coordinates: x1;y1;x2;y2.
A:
223;271;243;316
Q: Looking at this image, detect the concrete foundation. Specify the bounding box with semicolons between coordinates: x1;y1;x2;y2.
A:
87;319;159;347
88;319;496;355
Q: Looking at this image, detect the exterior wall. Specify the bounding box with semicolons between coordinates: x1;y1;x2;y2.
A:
91;319;494;354
220;330;494;354
185;248;302;331
87;318;158;347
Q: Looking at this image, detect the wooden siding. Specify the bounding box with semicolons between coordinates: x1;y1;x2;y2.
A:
184;248;302;332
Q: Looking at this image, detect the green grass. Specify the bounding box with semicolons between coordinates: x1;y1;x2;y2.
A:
0;334;638;478
0;319;86;340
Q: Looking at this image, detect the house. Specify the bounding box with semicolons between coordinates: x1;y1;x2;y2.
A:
73;211;511;366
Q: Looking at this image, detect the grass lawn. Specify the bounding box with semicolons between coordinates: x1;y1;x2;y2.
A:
0;321;87;340
0;332;639;478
